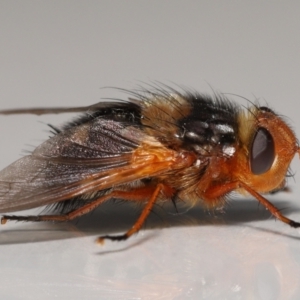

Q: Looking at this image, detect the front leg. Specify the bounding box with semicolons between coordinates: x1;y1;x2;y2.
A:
201;180;300;228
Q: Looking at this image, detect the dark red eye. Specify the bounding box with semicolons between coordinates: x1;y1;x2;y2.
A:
250;128;275;175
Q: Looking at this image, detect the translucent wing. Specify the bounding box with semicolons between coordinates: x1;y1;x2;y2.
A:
0;114;175;213
0;100;134;116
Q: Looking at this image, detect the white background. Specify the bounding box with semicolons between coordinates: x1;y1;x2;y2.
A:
1;1;300;299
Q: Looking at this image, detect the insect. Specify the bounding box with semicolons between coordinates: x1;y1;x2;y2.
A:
0;85;299;244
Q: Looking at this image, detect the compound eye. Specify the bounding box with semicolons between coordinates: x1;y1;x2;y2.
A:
250;128;275;175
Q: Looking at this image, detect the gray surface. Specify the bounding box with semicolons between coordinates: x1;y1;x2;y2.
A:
1;1;300;299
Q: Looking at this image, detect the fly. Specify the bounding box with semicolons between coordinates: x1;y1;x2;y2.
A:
0;85;299;244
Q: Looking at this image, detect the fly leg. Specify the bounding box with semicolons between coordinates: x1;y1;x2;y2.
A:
97;183;170;243
239;182;300;228
201;181;300;228
1;183;174;242
1;192;121;224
